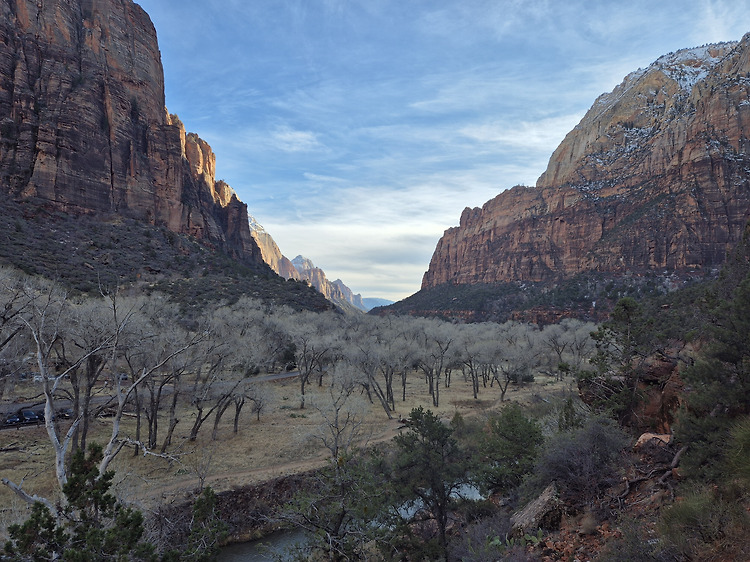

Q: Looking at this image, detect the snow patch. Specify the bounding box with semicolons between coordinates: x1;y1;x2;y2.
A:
654;43;736;92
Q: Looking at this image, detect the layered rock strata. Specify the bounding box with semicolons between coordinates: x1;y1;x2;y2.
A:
248;216;366;311
423;39;750;288
0;0;261;264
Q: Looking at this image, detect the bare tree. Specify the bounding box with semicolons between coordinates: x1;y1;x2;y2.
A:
311;364;370;463
246;383;270;423
492;322;541;401
343;316;396;418
278;311;339;409
2;280;205;515
413;318;457;407
0;267;33;402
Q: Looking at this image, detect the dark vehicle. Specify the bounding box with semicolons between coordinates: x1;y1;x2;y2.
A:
18;409;40;424
4;412;20;426
35;409;47;422
57;408;73;419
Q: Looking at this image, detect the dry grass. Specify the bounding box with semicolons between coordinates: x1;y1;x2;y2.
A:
0;372;569;537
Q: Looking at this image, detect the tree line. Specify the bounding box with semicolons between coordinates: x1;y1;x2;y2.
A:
0;264;598;560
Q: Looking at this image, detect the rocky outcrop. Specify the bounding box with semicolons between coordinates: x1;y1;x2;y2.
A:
332;279;366;311
0;0;261;264
423;38;750;289
291;256;366;312
248;216;301;280
247;216;366;311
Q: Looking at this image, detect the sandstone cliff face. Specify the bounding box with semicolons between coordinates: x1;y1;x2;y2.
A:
291;255;366;312
248;216;301;280
247;217;366;311
423;38;750;288
0;0;261;264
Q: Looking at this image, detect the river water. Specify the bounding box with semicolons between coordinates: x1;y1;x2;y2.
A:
217;529;306;561
217;484;483;560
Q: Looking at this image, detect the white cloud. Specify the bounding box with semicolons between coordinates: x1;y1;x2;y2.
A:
271;126;324;153
693;0;750;44
138;0;750;301
459;114;584;153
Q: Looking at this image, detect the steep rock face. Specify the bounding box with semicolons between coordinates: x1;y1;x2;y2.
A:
247;217;366;311
291;256;366;312
332;279;366;311
423;39;750;289
0;0;261;264
248;216;301;280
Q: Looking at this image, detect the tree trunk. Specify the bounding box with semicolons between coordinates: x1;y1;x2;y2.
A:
133;387;141;457
211;398;232;441
233;396;245;433
160;381;180;452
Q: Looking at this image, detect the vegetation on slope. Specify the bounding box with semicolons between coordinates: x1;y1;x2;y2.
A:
0;195;331;313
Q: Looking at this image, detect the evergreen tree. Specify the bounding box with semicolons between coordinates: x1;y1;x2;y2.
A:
5;444;155;561
476;402;543;495
392;406;471;561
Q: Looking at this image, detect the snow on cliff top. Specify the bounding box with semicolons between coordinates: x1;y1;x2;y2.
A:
247;215;266;234
590;42;737;116
655;43;736;91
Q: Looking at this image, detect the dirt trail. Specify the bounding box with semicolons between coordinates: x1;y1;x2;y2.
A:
140;418;409;502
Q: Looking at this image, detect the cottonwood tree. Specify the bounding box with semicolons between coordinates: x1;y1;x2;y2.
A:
55;296;124;454
0;267;32;402
2;279;119;503
413;318;458;407
493;322;541;402
281;365;387;560
342;316;397;418
1;279;205;517
278;310;341;409
381;315;421;403
118;297;191;451
458;323;503;400
540;319;596;378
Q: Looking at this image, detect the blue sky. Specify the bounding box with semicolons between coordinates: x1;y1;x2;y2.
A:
135;0;750;301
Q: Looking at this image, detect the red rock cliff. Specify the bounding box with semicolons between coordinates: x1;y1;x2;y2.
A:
0;0;261;264
423;39;750;288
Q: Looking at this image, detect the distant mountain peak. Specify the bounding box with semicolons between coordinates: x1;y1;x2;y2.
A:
292;255;316;271
248;223;366;312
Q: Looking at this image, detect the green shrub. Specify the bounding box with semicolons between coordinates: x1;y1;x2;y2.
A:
476;403;543;495
658;487;750;560
728;416;750;489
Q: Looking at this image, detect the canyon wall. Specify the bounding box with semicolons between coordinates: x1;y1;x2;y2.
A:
0;0;261;264
423;39;750;289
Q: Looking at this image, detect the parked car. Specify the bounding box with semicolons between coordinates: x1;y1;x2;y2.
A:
4;412;20;426
57;407;73;419
18;409;40;424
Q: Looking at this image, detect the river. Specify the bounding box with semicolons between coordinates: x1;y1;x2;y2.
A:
217;529;307;561
217;484;483;560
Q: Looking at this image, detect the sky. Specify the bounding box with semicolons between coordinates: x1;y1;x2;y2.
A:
135;0;750;302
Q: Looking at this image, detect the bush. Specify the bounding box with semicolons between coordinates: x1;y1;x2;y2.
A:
599;516;664;562
658;487;750;560
525;417;630;507
728;416;750;489
476;403;543;495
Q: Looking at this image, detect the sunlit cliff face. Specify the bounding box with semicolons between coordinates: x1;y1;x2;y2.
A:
423;40;750;289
